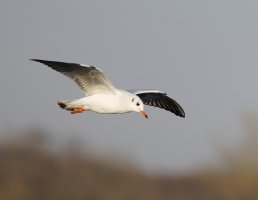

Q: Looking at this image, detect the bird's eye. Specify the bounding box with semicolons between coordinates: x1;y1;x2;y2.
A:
132;98;135;103
136;102;140;106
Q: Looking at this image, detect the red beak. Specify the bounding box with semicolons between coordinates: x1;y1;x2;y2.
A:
140;110;148;119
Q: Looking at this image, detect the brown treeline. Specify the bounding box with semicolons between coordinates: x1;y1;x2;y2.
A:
0;128;257;200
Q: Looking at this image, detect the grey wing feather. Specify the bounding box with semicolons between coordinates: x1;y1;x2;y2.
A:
31;59;117;95
131;89;185;118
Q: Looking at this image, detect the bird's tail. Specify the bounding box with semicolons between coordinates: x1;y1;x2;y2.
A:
57;100;73;111
57;98;87;115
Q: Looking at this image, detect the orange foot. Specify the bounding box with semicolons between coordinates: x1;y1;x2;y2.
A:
70;107;86;114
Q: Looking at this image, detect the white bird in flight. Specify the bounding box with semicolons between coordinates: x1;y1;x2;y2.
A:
31;59;185;119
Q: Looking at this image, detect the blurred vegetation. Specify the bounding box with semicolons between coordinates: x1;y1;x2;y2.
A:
0;115;258;200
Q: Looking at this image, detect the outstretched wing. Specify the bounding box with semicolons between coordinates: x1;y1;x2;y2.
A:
131;89;185;118
31;59;117;96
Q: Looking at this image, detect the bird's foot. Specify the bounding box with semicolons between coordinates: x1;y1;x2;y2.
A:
70;107;86;114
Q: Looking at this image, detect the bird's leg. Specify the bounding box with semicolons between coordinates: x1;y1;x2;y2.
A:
70;107;86;114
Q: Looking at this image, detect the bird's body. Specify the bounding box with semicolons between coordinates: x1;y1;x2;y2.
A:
60;90;138;114
31;59;185;119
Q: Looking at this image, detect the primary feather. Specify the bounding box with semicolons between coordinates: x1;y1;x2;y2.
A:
30;59;116;96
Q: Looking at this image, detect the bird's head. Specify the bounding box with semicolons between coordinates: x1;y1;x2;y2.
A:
130;95;148;119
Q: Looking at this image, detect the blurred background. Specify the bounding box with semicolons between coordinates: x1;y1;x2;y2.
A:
1;0;258;199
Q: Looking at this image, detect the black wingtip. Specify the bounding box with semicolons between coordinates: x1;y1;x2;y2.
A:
173;110;185;118
30;59;44;64
174;103;185;118
30;59;44;63
30;59;61;67
180;112;185;118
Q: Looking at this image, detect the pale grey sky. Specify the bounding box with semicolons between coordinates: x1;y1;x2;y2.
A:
1;0;258;173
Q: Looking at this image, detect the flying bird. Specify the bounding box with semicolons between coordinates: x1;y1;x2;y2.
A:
31;59;185;119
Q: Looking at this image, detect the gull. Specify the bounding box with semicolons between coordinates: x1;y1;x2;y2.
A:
31;59;185;119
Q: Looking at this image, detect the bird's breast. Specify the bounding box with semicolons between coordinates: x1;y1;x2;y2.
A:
84;93;131;114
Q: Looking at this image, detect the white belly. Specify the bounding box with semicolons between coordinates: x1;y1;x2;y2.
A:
78;93;131;114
